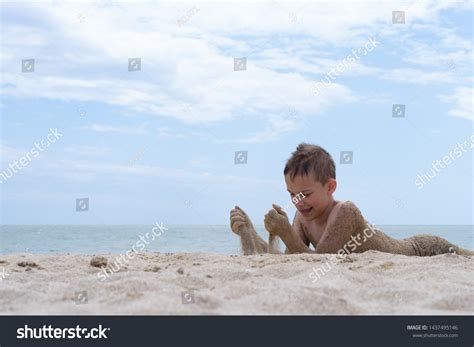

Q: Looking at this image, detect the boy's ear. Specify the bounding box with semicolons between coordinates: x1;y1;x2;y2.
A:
327;179;337;195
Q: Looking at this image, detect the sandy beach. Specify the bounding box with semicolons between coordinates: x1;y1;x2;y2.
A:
0;251;472;315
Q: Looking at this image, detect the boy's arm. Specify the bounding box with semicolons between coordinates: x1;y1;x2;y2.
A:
284;212;310;254
265;204;314;254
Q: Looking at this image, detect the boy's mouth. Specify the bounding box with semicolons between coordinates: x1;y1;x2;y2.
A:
299;207;313;215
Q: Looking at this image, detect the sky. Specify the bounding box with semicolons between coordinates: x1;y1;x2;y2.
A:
0;0;472;225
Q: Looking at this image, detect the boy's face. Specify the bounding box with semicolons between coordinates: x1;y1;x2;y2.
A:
284;173;336;221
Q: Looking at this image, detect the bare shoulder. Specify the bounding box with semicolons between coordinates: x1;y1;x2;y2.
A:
327;200;364;226
332;200;362;215
315;201;366;253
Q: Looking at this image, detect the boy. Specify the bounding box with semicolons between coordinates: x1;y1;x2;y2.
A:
230;143;473;256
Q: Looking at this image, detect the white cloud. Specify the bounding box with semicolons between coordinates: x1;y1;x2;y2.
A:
82;123;148;135
30;156;281;189
63;145;111;156
0;143;27;164
439;87;473;121
1;0;472;143
233;116;299;144
380;68;457;85
157;127;187;139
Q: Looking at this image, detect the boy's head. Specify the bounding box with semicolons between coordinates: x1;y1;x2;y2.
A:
283;143;337;221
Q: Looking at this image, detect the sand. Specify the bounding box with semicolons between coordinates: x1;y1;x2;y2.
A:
0;251;473;315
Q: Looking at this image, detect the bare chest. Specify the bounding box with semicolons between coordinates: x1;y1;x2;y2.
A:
301;221;326;247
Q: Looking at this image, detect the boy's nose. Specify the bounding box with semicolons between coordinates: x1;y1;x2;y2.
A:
293;199;304;207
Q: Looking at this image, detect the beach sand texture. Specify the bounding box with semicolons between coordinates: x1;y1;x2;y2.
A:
0;251;473;315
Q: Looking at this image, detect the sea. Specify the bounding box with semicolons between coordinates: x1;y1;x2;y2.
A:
0;225;472;255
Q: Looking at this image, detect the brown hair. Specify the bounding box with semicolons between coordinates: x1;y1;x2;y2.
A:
283;143;336;184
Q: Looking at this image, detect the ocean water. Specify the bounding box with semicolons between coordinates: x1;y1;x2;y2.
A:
0;225;472;255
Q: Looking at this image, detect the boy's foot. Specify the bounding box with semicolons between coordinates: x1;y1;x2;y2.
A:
230;206;256;236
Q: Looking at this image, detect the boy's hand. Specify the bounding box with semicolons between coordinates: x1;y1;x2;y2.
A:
264;204;292;238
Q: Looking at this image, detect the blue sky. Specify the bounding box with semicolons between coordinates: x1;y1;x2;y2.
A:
0;0;472;225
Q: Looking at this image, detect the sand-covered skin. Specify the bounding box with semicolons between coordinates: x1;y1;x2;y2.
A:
0;251;473;315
